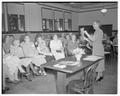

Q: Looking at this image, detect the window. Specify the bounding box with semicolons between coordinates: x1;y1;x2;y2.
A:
2;14;5;31
54;18;64;31
8;14;25;32
8;14;18;31
42;8;72;31
68;19;72;31
42;18;54;31
19;15;25;31
64;12;72;31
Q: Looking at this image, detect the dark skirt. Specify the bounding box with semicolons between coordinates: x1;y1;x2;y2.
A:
45;56;55;62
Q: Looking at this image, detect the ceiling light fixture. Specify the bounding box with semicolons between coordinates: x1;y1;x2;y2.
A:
101;8;107;13
100;3;108;15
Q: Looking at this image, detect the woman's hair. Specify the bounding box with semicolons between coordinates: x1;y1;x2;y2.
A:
24;34;29;39
11;38;19;46
94;20;101;27
35;34;42;42
65;34;71;39
3;35;14;43
3;35;10;43
52;34;58;39
19;34;30;43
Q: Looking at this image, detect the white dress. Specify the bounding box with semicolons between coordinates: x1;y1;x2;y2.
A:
50;39;65;60
3;55;20;76
10;45;32;67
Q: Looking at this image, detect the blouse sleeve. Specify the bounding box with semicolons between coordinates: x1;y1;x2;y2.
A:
19;47;25;57
37;46;41;53
59;40;63;48
50;40;54;50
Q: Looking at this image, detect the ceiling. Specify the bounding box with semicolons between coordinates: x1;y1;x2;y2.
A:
61;2;117;10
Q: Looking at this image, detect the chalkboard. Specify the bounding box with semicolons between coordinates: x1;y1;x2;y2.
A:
101;24;112;36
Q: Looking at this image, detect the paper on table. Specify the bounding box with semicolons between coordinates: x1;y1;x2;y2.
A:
83;55;103;61
53;64;66;68
58;61;79;66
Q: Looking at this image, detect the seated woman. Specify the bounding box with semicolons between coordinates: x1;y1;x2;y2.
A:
78;28;93;55
35;35;55;62
60;33;67;48
113;34;118;46
79;28;88;46
2;50;9;93
21;35;47;75
50;34;65;60
10;39;38;80
63;34;71;57
112;34;118;54
3;35;11;54
103;36;112;52
67;35;78;56
3;49;21;83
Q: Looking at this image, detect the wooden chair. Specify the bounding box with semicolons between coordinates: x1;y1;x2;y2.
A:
67;63;98;94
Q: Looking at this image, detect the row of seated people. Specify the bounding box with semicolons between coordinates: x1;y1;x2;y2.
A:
2;32;92;93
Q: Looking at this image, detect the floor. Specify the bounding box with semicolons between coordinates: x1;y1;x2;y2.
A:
4;54;118;94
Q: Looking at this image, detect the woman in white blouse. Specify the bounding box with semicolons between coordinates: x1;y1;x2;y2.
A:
50;34;65;60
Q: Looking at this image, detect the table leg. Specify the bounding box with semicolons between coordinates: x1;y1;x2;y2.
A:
56;72;66;94
83;69;87;80
88;86;94;94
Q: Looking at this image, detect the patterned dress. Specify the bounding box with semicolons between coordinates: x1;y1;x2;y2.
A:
21;42;46;66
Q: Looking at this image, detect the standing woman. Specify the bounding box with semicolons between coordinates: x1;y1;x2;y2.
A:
83;21;105;81
50;34;65;60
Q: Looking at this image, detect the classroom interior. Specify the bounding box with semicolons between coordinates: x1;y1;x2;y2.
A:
2;2;118;94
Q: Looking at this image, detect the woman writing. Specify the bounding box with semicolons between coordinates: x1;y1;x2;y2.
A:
83;20;105;81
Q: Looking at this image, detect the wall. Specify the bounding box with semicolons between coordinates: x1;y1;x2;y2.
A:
78;8;118;30
7;3;24;15
4;3;118;31
6;3;79;31
72;12;79;31
24;3;42;31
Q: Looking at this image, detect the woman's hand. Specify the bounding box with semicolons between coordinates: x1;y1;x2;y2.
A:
83;30;89;36
83;31;94;41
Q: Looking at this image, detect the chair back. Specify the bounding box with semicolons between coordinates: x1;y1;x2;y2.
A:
84;63;98;89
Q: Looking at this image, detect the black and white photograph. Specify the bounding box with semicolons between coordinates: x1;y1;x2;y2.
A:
1;0;118;94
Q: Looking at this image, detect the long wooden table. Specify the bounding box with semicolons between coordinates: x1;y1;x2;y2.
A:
42;56;103;94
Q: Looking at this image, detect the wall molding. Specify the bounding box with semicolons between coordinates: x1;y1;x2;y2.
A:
2;31;78;34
